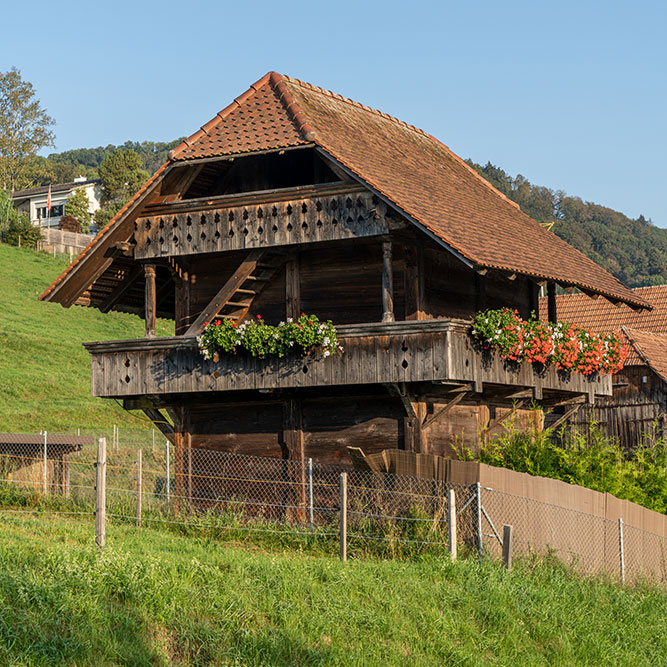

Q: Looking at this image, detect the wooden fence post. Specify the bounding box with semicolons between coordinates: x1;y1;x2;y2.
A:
339;472;347;562
308;458;314;532
96;437;107;549
136;449;142;527
502;524;513;570
447;488;457;562
476;482;483;558
619;518;625;584
42;431;48;495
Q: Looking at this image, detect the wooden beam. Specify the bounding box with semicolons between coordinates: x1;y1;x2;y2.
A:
382;240;394;323
422;391;468;429
144;264;156;338
100;264;143;313
486;399;526;433
142;408;175;444
474;272;486;312
186;249;266;335
385;383;416;418
285;255;300;321
283;398;306;522
175;271;191;336
547;282;557;323
404;244;424;320
549;403;583;431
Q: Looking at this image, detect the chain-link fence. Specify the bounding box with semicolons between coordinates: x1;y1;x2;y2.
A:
0;431;666;584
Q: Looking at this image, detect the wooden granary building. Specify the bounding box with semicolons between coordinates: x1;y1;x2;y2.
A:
41;72;648;469
541;286;667;446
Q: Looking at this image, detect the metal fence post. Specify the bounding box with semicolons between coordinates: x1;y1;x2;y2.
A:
447;488;457;562
308;458;314;531
476;482;483;558
619;518;625;584
95;437;107;549
166;440;170;506
136;449;142;527
339;472;347;562
43;431;48;495
502;524;513;570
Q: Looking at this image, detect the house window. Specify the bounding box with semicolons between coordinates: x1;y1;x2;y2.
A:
36;204;64;219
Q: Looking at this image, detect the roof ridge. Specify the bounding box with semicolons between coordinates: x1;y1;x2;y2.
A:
283;75;522;213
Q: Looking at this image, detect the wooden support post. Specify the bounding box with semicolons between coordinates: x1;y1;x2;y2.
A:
175;271;191;336
404;244;424;320
42;431;48;495
64;454;70;498
474;272;486;313
547;281;557;324
285;255;300;321
382;240;394;322
144;264;156;338
95;437;107;550
283;399;306;522
448;489;457;562
502;524;513;570
136;449;142;527
339;472;347;562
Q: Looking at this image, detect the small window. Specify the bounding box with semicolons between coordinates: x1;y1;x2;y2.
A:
37;204;64;219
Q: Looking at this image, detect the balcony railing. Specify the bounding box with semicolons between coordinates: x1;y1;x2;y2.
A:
83;320;611;400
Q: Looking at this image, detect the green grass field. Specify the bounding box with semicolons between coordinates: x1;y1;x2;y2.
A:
0;511;665;666
0;244;171;432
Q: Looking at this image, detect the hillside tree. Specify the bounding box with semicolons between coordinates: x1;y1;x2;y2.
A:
64;187;92;232
0;68;55;192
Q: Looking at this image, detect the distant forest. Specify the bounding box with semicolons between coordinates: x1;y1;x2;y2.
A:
37;143;666;288
467;161;667;288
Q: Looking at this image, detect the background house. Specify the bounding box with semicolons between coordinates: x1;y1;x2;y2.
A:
12;177;102;229
540;286;667;446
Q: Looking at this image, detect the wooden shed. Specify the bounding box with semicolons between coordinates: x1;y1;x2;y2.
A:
541;286;667;446
40;72;647;480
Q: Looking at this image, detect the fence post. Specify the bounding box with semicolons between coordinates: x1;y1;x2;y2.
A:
447;488;457;562
136;449;142;527
166;440;170;506
502;524;513;570
339;472;347;562
476;482;483;559
308;458;314;531
619;518;625;584
95;437;107;549
43;431;48;495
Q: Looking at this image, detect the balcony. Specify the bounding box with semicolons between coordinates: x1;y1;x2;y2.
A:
83;320;611;401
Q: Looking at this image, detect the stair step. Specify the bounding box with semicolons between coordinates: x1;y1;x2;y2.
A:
226;300;253;308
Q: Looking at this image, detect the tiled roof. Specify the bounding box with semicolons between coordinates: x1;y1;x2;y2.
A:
40;72;648;310
540;286;667;333
622;328;667;382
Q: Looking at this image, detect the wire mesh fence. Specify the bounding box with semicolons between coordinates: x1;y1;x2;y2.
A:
0;431;666;584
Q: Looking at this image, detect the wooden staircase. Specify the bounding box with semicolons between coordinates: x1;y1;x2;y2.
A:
186;249;286;335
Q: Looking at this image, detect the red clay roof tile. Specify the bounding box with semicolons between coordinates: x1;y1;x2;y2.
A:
622;328;667;382
40;72;648;310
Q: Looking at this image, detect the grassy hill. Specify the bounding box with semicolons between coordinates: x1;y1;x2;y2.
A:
0;244;171;432
0;512;665;666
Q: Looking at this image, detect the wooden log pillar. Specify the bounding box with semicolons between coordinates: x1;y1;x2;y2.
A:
283;398;306;522
171;406;188;513
285;254;300;321
382;240;395;322
403;399;428;454
175;271;191;336
404;244;424;320
547;281;557;323
144;264;156;338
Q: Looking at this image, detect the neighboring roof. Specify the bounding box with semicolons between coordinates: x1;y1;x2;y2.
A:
540;286;667;333
12;179;99;200
621;328;667;382
40;72;648;310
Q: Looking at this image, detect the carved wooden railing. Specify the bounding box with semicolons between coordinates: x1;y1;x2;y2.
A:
83;320;611;400
133;184;392;259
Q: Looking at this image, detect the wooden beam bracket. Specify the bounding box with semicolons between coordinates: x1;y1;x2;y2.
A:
422;391;468;429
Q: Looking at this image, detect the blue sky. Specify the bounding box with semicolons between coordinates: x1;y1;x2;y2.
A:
3;0;666;225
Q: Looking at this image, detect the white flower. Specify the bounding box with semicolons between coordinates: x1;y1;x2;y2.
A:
289;340;294;346
279;321;285;326
287;317;293;323
323;336;330;346
235;340;241;345
323;349;330;357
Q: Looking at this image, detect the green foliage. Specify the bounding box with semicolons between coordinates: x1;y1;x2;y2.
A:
2;216;41;248
0;243;171;430
198;314;341;359
93;200;124;229
64;187;91;232
0;513;665;665
467;159;667;287
98;149;149;206
0;68;55;192
460;420;667;514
